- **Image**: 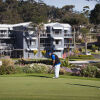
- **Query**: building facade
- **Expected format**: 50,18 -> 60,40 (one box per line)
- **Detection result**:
0,22 -> 74,58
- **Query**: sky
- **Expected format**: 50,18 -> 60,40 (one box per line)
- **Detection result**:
42,0 -> 97,11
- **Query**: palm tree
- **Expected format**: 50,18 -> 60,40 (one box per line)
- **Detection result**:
80,27 -> 90,55
35,23 -> 45,58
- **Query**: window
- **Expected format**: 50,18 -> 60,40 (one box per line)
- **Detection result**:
64,30 -> 68,33
31,40 -> 36,45
55,40 -> 59,45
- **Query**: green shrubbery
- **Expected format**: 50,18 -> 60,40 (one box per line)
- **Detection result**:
69,55 -> 94,59
80,65 -> 98,77
0,59 -> 15,75
16,59 -> 52,65
22,64 -> 49,73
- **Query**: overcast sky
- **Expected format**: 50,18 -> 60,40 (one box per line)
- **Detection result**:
42,0 -> 97,11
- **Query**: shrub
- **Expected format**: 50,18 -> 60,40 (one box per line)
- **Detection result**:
15,65 -> 23,73
92,45 -> 98,52
61,58 -> 72,68
0,59 -> 15,75
80,65 -> 98,77
2,58 -> 14,67
60,67 -> 72,75
22,65 -> 34,73
92,63 -> 100,69
22,64 -> 50,74
69,55 -> 94,59
33,50 -> 38,56
96,69 -> 100,78
16,59 -> 52,65
60,68 -> 67,75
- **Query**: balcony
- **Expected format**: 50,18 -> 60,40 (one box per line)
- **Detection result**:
54,46 -> 64,50
0,34 -> 14,39
40,34 -> 51,38
64,34 -> 73,38
64,43 -> 74,48
0,44 -> 13,49
40,43 -> 51,48
52,32 -> 63,37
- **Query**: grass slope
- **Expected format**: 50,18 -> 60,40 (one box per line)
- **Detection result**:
0,74 -> 100,100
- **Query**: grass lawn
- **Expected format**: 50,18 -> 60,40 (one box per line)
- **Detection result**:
0,74 -> 100,100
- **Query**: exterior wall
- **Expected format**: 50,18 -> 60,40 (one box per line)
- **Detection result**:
0,22 -> 74,59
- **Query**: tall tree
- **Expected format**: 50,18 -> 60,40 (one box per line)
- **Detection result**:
80,28 -> 90,55
90,4 -> 100,25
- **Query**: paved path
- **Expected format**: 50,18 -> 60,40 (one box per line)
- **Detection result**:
69,60 -> 100,64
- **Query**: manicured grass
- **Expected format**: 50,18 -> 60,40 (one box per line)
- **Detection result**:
0,74 -> 100,100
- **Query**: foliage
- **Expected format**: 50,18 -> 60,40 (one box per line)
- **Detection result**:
80,65 -> 98,77
73,49 -> 80,55
33,50 -> 38,56
80,28 -> 89,36
61,58 -> 72,68
16,59 -> 52,65
41,50 -> 46,56
0,59 -> 15,75
69,55 -> 94,59
22,64 -> 49,73
92,45 -> 98,52
2,58 -> 14,67
90,4 -> 100,24
0,0 -> 89,25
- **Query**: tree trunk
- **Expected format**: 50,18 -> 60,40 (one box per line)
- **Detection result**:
38,33 -> 40,57
85,42 -> 87,55
74,27 -> 76,50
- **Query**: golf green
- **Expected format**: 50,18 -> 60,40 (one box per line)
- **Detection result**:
0,74 -> 100,100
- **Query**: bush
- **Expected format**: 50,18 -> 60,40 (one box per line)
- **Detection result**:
2,58 -> 14,67
69,55 -> 94,59
80,65 -> 98,77
16,59 -> 52,65
60,67 -> 72,75
22,64 -> 50,74
0,59 -> 15,75
92,63 -> 100,69
61,58 -> 72,68
96,69 -> 100,78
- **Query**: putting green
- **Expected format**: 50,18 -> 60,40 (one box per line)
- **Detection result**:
0,74 -> 100,100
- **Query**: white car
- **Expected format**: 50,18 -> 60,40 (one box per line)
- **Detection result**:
86,52 -> 91,55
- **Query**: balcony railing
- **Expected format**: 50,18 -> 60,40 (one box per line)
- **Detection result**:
64,43 -> 74,48
40,43 -> 51,48
64,34 -> 73,38
0,44 -> 13,49
0,33 -> 13,38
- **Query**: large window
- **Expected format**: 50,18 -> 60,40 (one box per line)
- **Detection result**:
31,40 -> 36,45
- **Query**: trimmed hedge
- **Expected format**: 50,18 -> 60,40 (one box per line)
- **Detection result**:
69,55 -> 94,59
16,59 -> 52,65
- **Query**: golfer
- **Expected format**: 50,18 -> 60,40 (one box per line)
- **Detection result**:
49,52 -> 61,78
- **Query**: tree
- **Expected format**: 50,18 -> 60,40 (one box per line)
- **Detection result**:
80,28 -> 90,55
35,23 -> 45,57
90,4 -> 100,25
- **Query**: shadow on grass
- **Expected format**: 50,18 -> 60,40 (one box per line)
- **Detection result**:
26,74 -> 51,78
66,83 -> 100,89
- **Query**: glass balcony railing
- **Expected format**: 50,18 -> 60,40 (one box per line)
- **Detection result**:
64,43 -> 74,48
64,34 -> 73,38
40,43 -> 51,47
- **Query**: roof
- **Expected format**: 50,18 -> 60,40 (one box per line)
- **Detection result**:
0,22 -> 32,30
44,22 -> 71,30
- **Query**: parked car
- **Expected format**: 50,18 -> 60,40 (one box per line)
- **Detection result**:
83,51 -> 91,55
86,51 -> 91,55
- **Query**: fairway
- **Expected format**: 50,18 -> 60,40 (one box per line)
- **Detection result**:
0,74 -> 100,100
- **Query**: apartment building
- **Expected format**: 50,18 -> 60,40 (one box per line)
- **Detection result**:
0,22 -> 74,58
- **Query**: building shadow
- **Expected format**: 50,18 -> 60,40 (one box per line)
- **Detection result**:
66,83 -> 100,89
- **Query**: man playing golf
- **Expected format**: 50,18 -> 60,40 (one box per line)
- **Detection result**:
49,52 -> 61,78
